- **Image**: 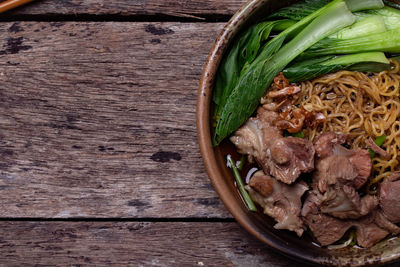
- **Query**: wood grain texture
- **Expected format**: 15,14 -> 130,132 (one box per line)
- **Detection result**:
8,0 -> 247,17
0,21 -> 231,218
0,221 -> 315,266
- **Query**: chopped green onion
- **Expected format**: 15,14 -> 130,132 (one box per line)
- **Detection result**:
368,134 -> 386,157
236,155 -> 246,171
227,155 -> 257,212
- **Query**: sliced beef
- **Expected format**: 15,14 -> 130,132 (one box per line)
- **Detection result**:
302,193 -> 389,247
231,106 -> 315,184
375,211 -> 400,235
246,171 -> 308,236
379,171 -> 400,223
264,137 -> 315,184
348,149 -> 373,189
313,155 -> 358,193
314,132 -> 347,158
366,137 -> 388,158
354,213 -> 389,248
301,192 -> 352,246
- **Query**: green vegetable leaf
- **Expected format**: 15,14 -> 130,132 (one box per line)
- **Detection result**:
284,52 -> 390,82
213,21 -> 284,126
269,0 -> 330,21
301,28 -> 400,58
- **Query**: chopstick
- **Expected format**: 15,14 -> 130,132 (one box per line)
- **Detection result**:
0,0 -> 34,13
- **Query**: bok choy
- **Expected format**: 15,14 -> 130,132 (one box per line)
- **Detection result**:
212,0 -> 400,146
213,0 -> 356,145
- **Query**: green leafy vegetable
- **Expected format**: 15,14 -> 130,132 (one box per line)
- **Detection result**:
284,52 -> 390,82
268,0 -> 330,20
369,135 -> 387,157
356,6 -> 400,30
213,20 -> 286,125
270,0 -> 383,21
329,15 -> 387,40
346,0 -> 384,11
227,155 -> 257,212
213,0 -> 356,145
301,28 -> 400,58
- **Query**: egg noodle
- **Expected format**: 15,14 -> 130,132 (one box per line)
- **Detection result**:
296,60 -> 400,192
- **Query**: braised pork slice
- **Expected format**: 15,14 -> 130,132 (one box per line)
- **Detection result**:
246,171 -> 308,236
301,192 -> 352,246
231,106 -> 315,184
379,171 -> 400,223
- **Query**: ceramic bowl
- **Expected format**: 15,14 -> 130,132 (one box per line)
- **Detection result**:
196,0 -> 400,266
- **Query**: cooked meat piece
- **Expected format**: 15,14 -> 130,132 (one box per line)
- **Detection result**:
313,132 -> 347,158
354,213 -> 389,248
312,145 -> 373,220
249,171 -> 274,197
268,85 -> 301,99
264,137 -> 315,184
313,155 -> 358,193
379,171 -> 400,223
321,185 -> 378,219
230,107 -> 281,162
246,171 -> 308,236
375,211 -> 400,235
231,107 -> 314,184
303,193 -> 388,247
301,192 -> 352,246
230,118 -> 265,160
348,148 -> 372,189
366,137 -> 388,158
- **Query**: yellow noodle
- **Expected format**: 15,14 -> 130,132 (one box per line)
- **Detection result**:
296,60 -> 400,191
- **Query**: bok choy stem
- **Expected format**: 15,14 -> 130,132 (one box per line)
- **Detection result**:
302,28 -> 400,58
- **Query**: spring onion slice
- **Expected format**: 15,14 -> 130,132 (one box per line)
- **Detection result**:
227,155 -> 257,212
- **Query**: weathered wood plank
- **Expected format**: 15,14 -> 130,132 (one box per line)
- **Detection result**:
0,21 -> 231,218
8,0 -> 247,17
0,221 -> 314,266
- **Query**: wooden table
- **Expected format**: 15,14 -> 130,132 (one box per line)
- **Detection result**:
0,1 -> 340,266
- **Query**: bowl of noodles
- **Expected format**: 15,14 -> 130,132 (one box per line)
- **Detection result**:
197,0 -> 400,266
